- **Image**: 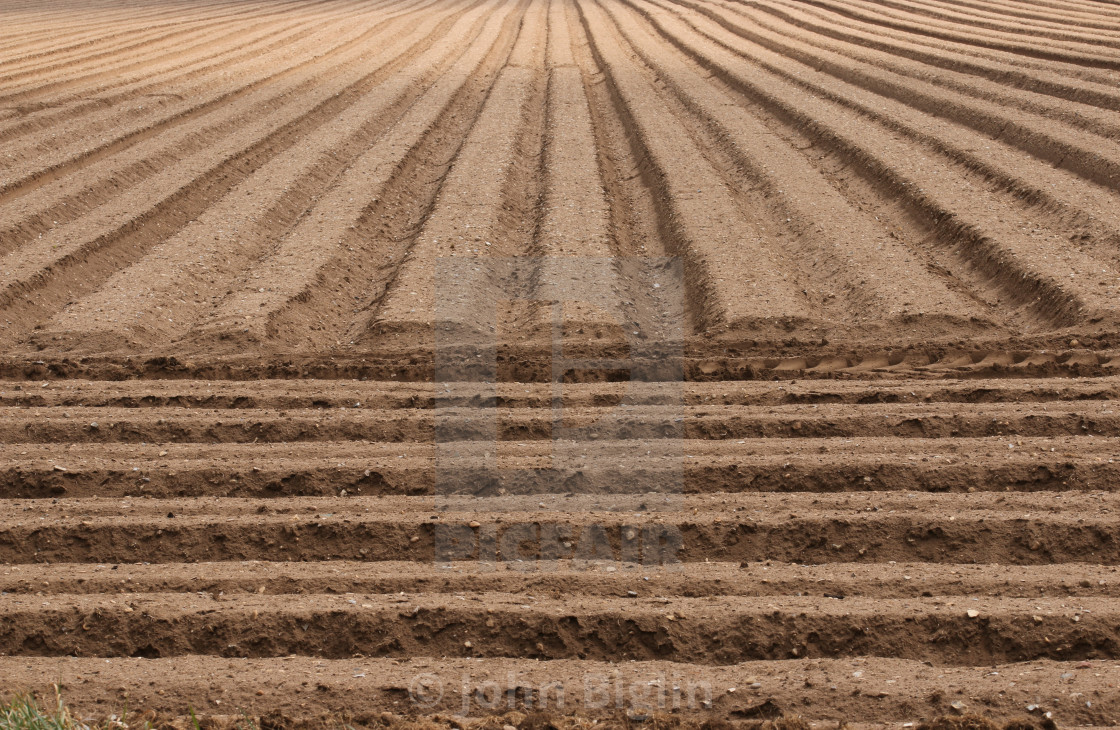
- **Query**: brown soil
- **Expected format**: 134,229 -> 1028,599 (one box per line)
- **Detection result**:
2,0 -> 1120,727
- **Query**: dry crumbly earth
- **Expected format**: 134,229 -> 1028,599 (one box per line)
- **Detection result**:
2,0 -> 1120,727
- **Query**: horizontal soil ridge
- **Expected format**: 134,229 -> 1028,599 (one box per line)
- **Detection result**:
1,657 -> 1115,724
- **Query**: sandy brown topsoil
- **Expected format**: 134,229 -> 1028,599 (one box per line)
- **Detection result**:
3,0 -> 1120,726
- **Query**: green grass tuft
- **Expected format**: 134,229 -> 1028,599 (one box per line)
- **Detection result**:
0,690 -> 79,730
0,688 -> 154,730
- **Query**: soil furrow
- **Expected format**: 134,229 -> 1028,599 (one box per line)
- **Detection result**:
770,0 -> 1120,86
1,435 -> 1117,498
912,0 -> 1120,28
0,346 -> 1115,381
370,11 -> 546,341
0,6 -> 363,151
0,491 -> 1117,566
0,1 -> 317,83
0,0 -> 419,211
2,592 -> 1119,665
577,0 -> 814,336
600,0 -> 998,338
627,0 -> 1120,330
361,0 -> 550,345
846,0 -> 1120,45
0,2 -> 476,348
0,9 -> 314,103
7,560 -> 1120,599
0,1 -> 348,98
0,657 -> 1115,725
1,400 -> 1120,443
656,0 -> 1120,289
678,0 -> 1120,197
0,0 -> 301,50
564,0 -> 694,345
789,0 -> 1120,69
752,0 -> 1120,112
207,0 -> 533,353
745,0 -> 1120,141
0,1 -> 298,68
1,376 -> 1118,409
0,0 -> 399,135
29,2 -> 503,354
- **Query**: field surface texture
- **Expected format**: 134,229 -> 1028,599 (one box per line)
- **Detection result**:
2,0 -> 1120,727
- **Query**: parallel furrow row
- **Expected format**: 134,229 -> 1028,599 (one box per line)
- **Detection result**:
4,1 -> 1120,726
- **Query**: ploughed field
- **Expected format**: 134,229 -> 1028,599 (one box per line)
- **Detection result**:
3,0 -> 1120,726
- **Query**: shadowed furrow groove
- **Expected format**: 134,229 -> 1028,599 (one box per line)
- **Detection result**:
0,1 -> 392,150
621,0 -> 1120,331
195,0 -> 533,353
0,0 -> 423,210
0,1 -> 481,349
